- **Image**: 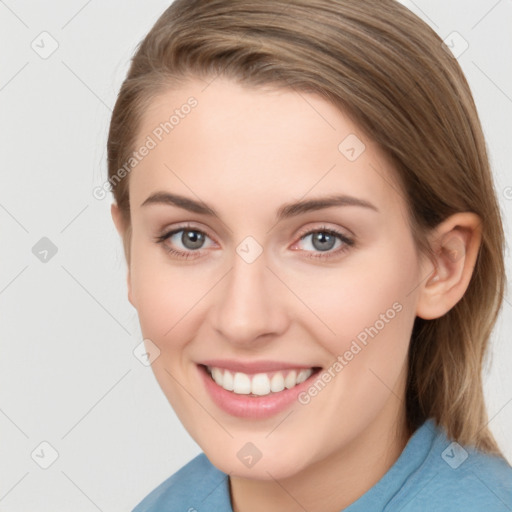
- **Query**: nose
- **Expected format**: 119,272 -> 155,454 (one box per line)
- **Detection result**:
211,251 -> 290,348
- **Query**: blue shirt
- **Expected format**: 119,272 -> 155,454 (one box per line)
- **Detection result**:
132,418 -> 512,511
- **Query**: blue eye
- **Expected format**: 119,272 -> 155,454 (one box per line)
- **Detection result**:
301,231 -> 339,251
155,227 -> 215,259
155,224 -> 355,261
174,229 -> 206,250
294,227 -> 354,260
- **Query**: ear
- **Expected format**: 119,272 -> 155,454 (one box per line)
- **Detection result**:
416,212 -> 482,320
111,203 -> 135,308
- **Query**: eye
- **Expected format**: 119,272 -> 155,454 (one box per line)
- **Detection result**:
155,224 -> 354,261
154,225 -> 216,259
291,226 -> 355,260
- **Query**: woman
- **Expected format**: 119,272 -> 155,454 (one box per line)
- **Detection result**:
107,0 -> 512,510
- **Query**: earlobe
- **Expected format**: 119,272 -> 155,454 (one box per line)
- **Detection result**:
416,213 -> 482,320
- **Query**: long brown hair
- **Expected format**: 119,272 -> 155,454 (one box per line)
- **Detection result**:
107,0 -> 506,454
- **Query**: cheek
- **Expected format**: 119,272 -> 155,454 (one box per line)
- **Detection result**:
294,240 -> 418,342
294,237 -> 419,399
129,252 -> 206,416
326,249 -> 418,408
128,232 -> 213,339
131,277 -> 204,347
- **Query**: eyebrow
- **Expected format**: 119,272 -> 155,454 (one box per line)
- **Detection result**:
141,191 -> 379,221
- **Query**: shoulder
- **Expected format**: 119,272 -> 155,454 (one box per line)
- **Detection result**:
436,447 -> 512,508
132,452 -> 231,512
394,422 -> 512,511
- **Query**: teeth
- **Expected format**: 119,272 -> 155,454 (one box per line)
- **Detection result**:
251,373 -> 271,395
296,369 -> 311,384
223,370 -> 234,391
233,372 -> 251,394
270,372 -> 285,392
211,367 -> 223,384
284,370 -> 297,389
207,366 -> 314,396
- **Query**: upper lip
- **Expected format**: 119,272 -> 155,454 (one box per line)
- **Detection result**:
199,359 -> 320,374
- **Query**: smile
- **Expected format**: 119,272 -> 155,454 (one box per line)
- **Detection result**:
198,363 -> 322,419
206,366 -> 315,396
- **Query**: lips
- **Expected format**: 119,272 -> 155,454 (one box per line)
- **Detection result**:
197,361 -> 322,419
200,359 -> 317,373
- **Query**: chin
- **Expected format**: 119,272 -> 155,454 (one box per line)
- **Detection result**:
202,439 -> 313,481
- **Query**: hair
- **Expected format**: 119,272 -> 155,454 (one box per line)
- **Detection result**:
107,0 -> 506,455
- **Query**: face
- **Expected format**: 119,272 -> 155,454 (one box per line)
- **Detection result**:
121,76 -> 427,480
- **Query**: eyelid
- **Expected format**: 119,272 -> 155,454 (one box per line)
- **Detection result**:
156,222 -> 217,244
293,223 -> 354,244
155,222 -> 355,260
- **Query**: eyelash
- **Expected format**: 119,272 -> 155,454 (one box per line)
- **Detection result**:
295,225 -> 355,260
154,224 -> 355,261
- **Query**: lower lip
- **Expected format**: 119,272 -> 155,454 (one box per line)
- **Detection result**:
198,364 -> 320,419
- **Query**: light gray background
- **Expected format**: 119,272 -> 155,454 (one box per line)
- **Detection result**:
0,1 -> 511,510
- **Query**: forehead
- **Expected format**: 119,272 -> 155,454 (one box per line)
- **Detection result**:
129,77 -> 405,216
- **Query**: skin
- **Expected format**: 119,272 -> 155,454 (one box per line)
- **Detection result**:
112,76 -> 482,512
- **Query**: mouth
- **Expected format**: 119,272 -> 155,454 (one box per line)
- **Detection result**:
196,360 -> 323,419
202,364 -> 322,397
